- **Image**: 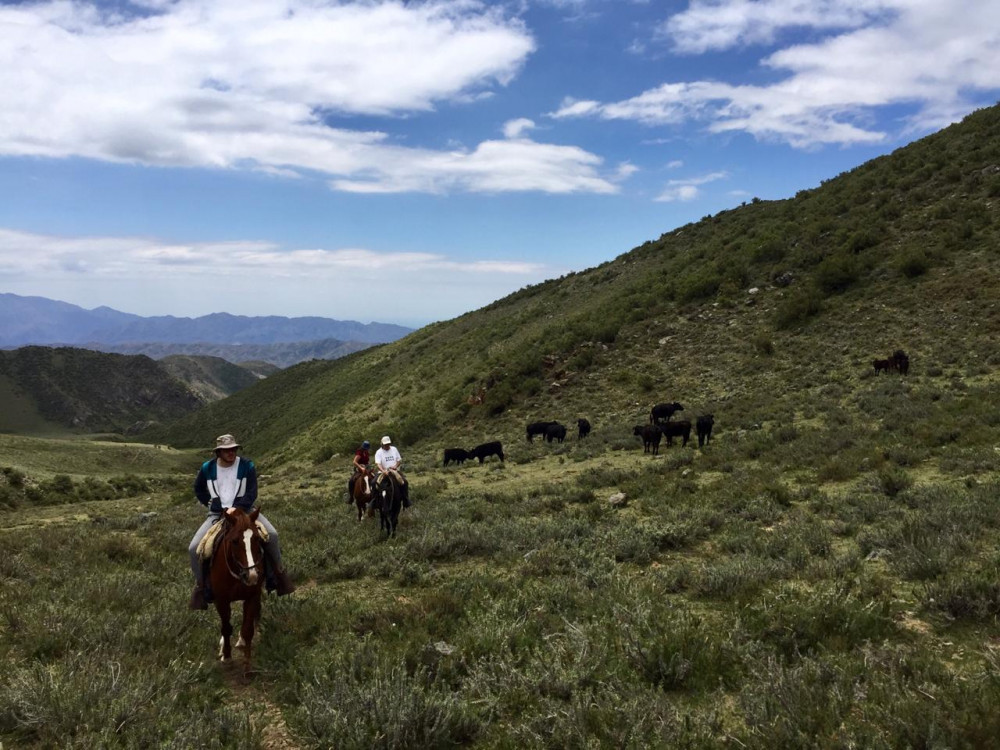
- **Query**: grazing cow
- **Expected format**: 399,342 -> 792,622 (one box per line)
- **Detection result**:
891,349 -> 910,375
633,424 -> 662,455
443,448 -> 470,466
545,423 -> 567,443
470,441 -> 505,464
660,419 -> 692,447
650,402 -> 685,424
872,358 -> 892,375
577,418 -> 591,439
696,415 -> 714,448
527,420 -> 559,442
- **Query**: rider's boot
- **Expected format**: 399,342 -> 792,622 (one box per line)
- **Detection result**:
274,567 -> 296,596
189,584 -> 209,610
346,478 -> 354,503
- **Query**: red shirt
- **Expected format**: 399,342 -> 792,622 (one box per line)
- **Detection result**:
355,448 -> 370,466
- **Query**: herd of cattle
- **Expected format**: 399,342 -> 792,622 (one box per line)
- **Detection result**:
872,349 -> 910,375
445,347 -> 912,466
633,402 -> 714,455
441,407 -> 719,465
441,419 -> 591,466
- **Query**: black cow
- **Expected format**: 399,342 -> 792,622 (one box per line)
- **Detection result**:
696,415 -> 714,448
650,402 -> 685,424
891,349 -> 910,375
443,448 -> 470,466
633,424 -> 662,455
660,419 -> 692,447
577,418 -> 591,439
545,423 -> 567,443
527,420 -> 559,442
470,441 -> 505,464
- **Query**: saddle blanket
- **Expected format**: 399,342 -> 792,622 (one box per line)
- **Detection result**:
197,518 -> 270,561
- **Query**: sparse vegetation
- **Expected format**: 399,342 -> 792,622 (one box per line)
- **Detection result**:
5,104 -> 1000,747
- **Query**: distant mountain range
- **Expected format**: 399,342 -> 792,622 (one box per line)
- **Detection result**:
0,293 -> 412,366
87,339 -> 373,369
0,293 -> 412,345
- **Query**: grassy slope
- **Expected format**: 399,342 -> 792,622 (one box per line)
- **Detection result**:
0,347 -> 203,433
159,354 -> 260,402
4,106 -> 1000,748
149,104 -> 1000,466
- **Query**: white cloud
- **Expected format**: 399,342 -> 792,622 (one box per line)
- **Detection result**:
328,138 -> 618,194
555,0 -> 1000,147
662,0 -> 892,54
0,227 -> 548,279
655,170 -> 728,202
0,225 -> 561,322
503,118 -> 536,138
0,0 -> 619,194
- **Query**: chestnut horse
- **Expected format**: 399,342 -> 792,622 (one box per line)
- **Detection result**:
209,508 -> 265,678
350,467 -> 374,521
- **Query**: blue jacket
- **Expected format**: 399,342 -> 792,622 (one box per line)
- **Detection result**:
194,457 -> 257,514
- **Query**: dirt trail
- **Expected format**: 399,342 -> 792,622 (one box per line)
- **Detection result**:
220,663 -> 301,750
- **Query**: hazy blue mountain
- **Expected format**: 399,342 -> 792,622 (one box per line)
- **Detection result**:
0,293 -> 412,348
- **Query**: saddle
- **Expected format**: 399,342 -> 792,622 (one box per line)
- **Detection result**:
196,516 -> 270,562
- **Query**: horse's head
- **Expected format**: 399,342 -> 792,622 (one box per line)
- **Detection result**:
222,508 -> 263,587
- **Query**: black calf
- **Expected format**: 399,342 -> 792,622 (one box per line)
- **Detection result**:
443,448 -> 470,466
696,415 -> 714,448
545,423 -> 567,443
470,441 -> 505,464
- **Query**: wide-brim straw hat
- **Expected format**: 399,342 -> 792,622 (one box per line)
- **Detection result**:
213,434 -> 241,452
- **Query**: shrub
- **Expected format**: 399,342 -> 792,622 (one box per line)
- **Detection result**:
815,252 -> 859,294
773,286 -> 823,329
897,249 -> 930,278
751,332 -> 774,355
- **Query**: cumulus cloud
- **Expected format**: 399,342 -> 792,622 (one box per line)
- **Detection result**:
0,0 -> 620,194
662,0 -> 892,54
553,0 -> 1000,147
503,118 -> 536,138
0,226 -> 558,321
328,137 -> 617,194
655,170 -> 728,202
0,227 -> 548,278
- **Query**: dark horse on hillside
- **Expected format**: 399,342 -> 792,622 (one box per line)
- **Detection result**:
350,466 -> 375,522
374,471 -> 404,538
208,507 -> 265,679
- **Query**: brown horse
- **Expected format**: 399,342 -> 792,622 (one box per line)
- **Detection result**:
350,467 -> 374,521
209,507 -> 265,678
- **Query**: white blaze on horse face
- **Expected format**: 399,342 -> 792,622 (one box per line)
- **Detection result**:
242,529 -> 259,586
364,475 -> 371,494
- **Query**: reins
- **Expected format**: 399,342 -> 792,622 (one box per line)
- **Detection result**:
219,519 -> 263,584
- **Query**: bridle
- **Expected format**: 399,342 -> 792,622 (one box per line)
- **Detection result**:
221,519 -> 263,586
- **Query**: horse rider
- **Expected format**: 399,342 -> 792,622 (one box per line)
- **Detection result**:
374,435 -> 411,507
346,439 -> 371,504
188,434 -> 295,610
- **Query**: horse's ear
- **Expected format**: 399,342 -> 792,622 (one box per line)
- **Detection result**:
249,508 -> 260,522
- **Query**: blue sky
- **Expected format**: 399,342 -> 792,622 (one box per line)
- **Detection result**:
1,0 -> 998,328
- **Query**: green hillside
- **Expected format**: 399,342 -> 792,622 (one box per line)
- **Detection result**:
0,347 -> 204,435
150,104 -> 1000,464
159,354 -> 261,403
5,106 -> 1000,748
